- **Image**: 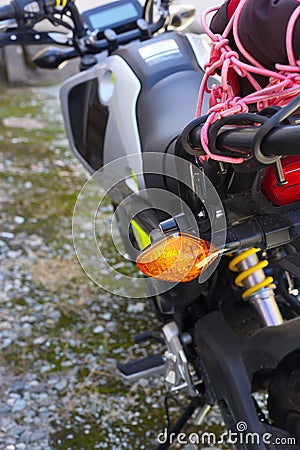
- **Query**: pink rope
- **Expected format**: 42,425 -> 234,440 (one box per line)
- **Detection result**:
286,4 -> 300,65
197,0 -> 300,164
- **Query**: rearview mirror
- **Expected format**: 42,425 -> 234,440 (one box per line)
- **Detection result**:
168,4 -> 196,31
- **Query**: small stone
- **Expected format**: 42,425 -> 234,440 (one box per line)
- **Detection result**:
20,315 -> 35,323
7,426 -> 24,437
12,399 -> 26,413
55,379 -> 67,391
16,444 -> 26,450
37,392 -> 49,403
106,321 -> 117,331
28,234 -> 43,248
93,325 -> 104,334
7,250 -> 22,258
75,415 -> 85,423
0,240 -> 9,251
68,339 -> 78,347
0,232 -> 14,239
47,374 -> 59,385
0,405 -> 10,414
1,418 -> 16,432
33,336 -> 47,345
4,445 -> 15,450
61,361 -> 73,368
13,216 -> 25,225
8,381 -> 26,394
0,321 -> 12,331
6,398 -> 16,407
3,117 -> 44,130
20,430 -> 32,443
2,338 -> 12,349
9,393 -> 21,400
38,409 -> 50,421
101,312 -> 112,321
30,430 -> 47,441
28,382 -> 45,393
126,302 -> 145,314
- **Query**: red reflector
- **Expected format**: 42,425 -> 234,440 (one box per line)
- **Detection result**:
262,156 -> 300,206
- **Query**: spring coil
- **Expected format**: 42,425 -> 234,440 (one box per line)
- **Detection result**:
229,248 -> 276,299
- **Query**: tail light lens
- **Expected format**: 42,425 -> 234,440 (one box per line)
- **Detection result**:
136,232 -> 218,283
262,156 -> 300,206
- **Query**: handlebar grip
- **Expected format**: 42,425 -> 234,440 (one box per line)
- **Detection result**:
216,125 -> 300,157
188,123 -> 300,159
214,96 -> 300,160
0,3 -> 16,21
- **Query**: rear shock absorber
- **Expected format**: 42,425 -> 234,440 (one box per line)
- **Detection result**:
229,248 -> 283,326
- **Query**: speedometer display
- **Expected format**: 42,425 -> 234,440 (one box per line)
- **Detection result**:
82,0 -> 142,32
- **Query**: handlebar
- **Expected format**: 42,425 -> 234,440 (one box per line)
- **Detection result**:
0,3 -> 16,21
187,123 -> 300,159
0,0 -> 170,67
0,0 -> 86,34
215,124 -> 300,158
185,95 -> 300,164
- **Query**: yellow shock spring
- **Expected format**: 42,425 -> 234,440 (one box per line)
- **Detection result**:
56,0 -> 67,8
229,248 -> 276,299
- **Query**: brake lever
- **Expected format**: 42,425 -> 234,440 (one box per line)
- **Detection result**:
33,45 -> 79,68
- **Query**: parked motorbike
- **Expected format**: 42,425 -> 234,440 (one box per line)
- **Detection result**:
1,0 -> 300,449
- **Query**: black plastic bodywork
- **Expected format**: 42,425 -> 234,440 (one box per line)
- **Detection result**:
68,78 -> 108,171
194,312 -> 300,450
114,32 -> 205,165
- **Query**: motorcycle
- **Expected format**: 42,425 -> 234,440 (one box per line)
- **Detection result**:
0,0 -> 300,449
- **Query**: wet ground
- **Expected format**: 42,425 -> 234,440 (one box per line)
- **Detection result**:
0,85 -> 227,449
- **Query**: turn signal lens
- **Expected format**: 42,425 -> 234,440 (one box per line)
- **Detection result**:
262,156 -> 300,206
136,232 -> 218,282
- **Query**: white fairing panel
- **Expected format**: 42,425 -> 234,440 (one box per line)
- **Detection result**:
185,33 -> 212,71
60,54 -> 143,178
100,55 -> 142,175
175,0 -> 222,34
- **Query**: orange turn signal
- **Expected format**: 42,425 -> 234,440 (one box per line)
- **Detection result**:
136,232 -> 218,283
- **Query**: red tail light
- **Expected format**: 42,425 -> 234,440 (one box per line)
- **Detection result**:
262,156 -> 300,206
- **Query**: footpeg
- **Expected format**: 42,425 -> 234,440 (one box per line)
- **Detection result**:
117,354 -> 166,383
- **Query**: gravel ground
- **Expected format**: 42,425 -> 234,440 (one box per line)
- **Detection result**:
0,85 -> 226,450
0,85 -> 168,450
